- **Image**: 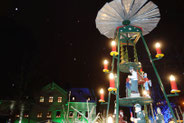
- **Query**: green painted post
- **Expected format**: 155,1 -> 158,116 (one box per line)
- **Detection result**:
106,92 -> 111,120
141,34 -> 177,122
115,33 -> 120,123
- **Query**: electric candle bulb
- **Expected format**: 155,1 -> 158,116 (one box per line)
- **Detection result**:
103,60 -> 109,72
169,75 -> 175,81
169,75 -> 180,93
108,73 -> 116,91
110,40 -> 118,56
111,41 -> 116,52
155,42 -> 164,58
99,89 -> 105,102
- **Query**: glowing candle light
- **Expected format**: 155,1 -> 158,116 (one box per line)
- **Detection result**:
110,40 -> 118,56
99,89 -> 105,102
103,60 -> 109,72
155,42 -> 164,58
169,75 -> 180,93
108,73 -> 117,91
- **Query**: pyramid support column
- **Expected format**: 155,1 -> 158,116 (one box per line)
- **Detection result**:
141,34 -> 177,122
115,33 -> 120,123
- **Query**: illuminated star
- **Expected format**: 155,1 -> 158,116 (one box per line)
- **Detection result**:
15,8 -> 18,11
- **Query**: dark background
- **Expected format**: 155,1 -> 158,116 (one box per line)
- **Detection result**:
0,0 -> 184,111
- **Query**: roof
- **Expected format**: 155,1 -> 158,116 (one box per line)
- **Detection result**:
41,82 -> 67,95
69,88 -> 96,102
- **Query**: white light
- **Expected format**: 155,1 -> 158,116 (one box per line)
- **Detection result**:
155,42 -> 161,48
109,73 -> 114,79
142,90 -> 147,96
170,75 -> 175,81
104,60 -> 108,64
108,116 -> 113,123
100,89 -> 104,94
15,8 -> 18,11
111,41 -> 116,46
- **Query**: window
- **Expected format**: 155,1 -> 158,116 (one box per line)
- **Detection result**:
87,97 -> 90,101
47,111 -> 52,118
37,112 -> 42,118
49,96 -> 53,103
24,114 -> 29,118
16,114 -> 20,118
69,111 -> 73,118
56,111 -> 61,118
77,111 -> 82,118
85,111 -> 88,117
72,96 -> 75,101
58,97 -> 62,103
40,96 -> 44,102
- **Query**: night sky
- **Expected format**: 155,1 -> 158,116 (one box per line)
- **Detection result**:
0,0 -> 184,105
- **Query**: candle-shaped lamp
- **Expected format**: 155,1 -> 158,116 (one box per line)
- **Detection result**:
155,42 -> 164,58
103,60 -> 109,73
130,111 -> 133,117
110,40 -> 118,56
107,116 -> 113,123
99,88 -> 105,102
169,75 -> 180,93
108,73 -> 117,92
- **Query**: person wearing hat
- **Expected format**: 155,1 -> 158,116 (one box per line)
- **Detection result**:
128,67 -> 139,95
130,104 -> 146,123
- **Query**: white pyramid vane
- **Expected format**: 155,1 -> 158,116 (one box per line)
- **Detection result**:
95,0 -> 160,38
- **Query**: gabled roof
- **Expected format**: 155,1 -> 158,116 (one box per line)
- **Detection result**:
41,82 -> 67,95
69,88 -> 96,102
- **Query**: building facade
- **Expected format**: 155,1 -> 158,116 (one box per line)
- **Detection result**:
0,82 -> 96,123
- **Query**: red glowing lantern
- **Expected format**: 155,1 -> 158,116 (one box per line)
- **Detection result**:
110,40 -> 118,56
155,42 -> 164,58
108,73 -> 117,92
169,75 -> 180,93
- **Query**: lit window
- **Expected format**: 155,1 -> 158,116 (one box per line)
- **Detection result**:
16,114 -> 20,118
87,97 -> 90,101
69,111 -> 73,118
72,97 -> 75,101
47,111 -> 52,118
77,111 -> 82,118
49,96 -> 53,103
37,112 -> 42,118
56,111 -> 61,118
40,96 -> 44,102
24,114 -> 29,118
58,97 -> 62,103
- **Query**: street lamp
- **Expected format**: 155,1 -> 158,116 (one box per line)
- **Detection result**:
155,42 -> 164,58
